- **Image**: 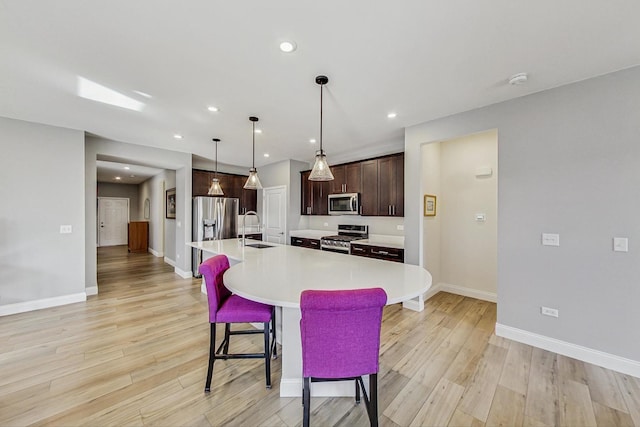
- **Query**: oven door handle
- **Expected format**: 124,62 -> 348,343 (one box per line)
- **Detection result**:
351,195 -> 357,213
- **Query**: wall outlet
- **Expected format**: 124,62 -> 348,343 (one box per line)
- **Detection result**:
324,222 -> 329,227
60,225 -> 72,234
176,254 -> 180,259
542,233 -> 560,246
397,225 -> 404,231
541,306 -> 559,317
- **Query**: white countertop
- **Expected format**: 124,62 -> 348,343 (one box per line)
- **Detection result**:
289,229 -> 331,239
188,238 -> 430,308
353,234 -> 405,249
289,229 -> 404,249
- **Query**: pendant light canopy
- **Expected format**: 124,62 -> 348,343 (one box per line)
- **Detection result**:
207,138 -> 224,195
243,116 -> 263,190
309,75 -> 334,181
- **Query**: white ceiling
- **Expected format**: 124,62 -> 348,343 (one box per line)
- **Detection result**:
96,160 -> 163,184
2,1 -> 640,171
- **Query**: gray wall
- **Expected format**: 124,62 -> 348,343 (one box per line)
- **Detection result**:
0,117 -> 85,307
98,182 -> 140,220
85,136 -> 193,291
138,170 -> 176,260
405,66 -> 640,361
256,159 -> 308,240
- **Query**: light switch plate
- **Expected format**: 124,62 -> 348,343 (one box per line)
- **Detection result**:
475,213 -> 486,222
397,225 -> 404,231
542,233 -> 560,246
613,237 -> 628,252
60,225 -> 72,234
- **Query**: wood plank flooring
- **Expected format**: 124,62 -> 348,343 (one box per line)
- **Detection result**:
1,245 -> 639,426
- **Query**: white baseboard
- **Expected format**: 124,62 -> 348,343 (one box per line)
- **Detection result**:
85,286 -> 98,296
174,266 -> 192,279
148,248 -> 163,257
164,257 -> 176,267
425,282 -> 497,303
496,323 -> 640,378
0,293 -> 87,316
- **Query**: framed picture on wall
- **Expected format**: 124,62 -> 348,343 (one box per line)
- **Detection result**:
424,194 -> 436,216
166,188 -> 176,219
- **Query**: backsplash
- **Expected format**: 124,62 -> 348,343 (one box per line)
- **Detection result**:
299,216 -> 405,236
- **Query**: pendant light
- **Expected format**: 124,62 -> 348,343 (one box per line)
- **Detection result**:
207,138 -> 224,195
243,116 -> 263,190
309,75 -> 334,181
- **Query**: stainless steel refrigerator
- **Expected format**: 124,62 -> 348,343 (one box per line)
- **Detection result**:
192,196 -> 239,277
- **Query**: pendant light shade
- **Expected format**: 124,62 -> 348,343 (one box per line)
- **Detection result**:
309,75 -> 334,181
243,117 -> 263,190
208,138 -> 224,195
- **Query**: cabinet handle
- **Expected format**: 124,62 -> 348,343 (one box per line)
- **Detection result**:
307,207 -> 311,215
353,247 -> 365,252
311,241 -> 318,246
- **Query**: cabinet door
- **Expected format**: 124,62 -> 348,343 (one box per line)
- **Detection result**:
192,170 -> 212,196
393,154 -> 404,216
378,154 -> 404,216
361,160 -> 378,216
301,171 -> 312,215
312,181 -> 329,215
329,165 -> 345,194
345,162 -> 362,194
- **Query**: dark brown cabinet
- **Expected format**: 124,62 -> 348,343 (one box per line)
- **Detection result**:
300,171 -> 329,215
192,169 -> 257,214
330,162 -> 362,194
300,152 -> 404,217
291,236 -> 321,249
128,221 -> 149,253
377,153 -> 404,216
350,243 -> 404,263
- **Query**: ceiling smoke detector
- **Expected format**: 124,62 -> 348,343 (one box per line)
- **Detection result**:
509,73 -> 528,85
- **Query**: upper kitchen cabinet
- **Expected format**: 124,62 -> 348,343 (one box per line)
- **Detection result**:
377,153 -> 404,216
360,159 -> 378,216
300,170 -> 329,215
330,162 -> 362,194
192,169 -> 257,214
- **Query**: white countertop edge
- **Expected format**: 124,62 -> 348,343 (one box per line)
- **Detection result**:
289,229 -> 333,239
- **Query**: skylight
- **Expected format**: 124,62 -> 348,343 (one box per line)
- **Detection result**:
77,77 -> 145,111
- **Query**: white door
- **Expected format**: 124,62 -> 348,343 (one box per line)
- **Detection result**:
98,198 -> 129,247
262,186 -> 287,244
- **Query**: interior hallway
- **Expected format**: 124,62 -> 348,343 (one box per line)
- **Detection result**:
0,246 -> 638,426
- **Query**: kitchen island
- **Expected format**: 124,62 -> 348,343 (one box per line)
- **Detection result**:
188,238 -> 432,397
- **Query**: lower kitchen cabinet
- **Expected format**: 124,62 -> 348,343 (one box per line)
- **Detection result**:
350,243 -> 404,263
291,236 -> 321,250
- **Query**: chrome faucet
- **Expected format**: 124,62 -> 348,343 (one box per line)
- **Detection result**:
241,210 -> 261,246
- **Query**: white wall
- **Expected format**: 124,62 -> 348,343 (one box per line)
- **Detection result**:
138,170 -> 175,259
0,117 -> 86,313
439,130 -> 497,294
422,142 -> 441,284
98,183 -> 140,220
405,66 -> 640,369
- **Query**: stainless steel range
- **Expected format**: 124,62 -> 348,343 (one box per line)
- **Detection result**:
321,224 -> 368,253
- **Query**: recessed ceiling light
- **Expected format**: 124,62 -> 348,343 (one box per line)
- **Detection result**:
207,106 -> 219,112
387,112 -> 397,119
264,153 -> 270,158
115,176 -> 121,180
309,138 -> 316,144
174,134 -> 183,140
133,90 -> 153,98
123,166 -> 130,170
254,129 -> 262,134
279,41 -> 297,53
130,174 -> 136,178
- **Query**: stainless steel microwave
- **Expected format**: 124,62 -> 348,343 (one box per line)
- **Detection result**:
328,193 -> 360,215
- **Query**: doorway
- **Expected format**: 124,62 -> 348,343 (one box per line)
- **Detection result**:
262,186 -> 287,244
97,197 -> 129,247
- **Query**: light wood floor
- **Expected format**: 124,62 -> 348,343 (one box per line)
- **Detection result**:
1,246 -> 639,426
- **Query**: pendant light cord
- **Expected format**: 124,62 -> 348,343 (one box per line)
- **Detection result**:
252,121 -> 256,169
319,82 -> 324,155
214,140 -> 218,179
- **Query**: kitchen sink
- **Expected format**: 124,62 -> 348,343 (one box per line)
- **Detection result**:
245,243 -> 275,249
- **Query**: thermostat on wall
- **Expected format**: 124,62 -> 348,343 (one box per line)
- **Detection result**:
475,166 -> 493,177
